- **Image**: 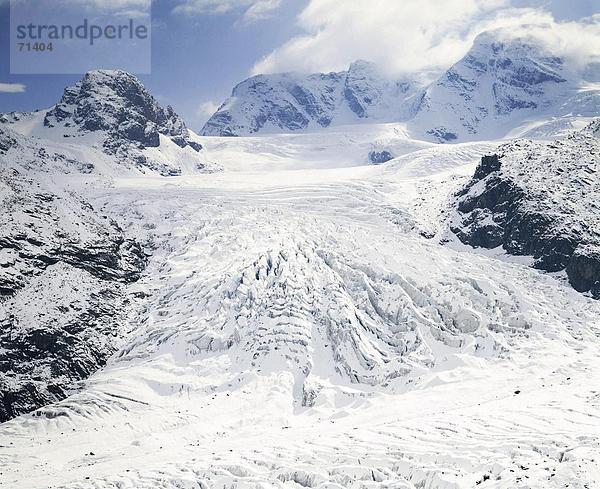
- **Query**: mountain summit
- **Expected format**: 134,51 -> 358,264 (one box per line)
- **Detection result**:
45,70 -> 201,152
409,30 -> 590,141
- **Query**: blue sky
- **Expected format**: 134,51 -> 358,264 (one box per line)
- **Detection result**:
0,0 -> 598,131
0,0 -> 306,128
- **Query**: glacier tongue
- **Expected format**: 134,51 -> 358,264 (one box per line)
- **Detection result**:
2,130 -> 599,488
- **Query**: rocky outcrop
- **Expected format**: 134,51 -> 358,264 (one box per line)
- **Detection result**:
450,120 -> 600,297
368,150 -> 394,164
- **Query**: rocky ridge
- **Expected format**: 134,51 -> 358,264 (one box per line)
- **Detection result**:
4,70 -> 206,176
0,127 -> 147,421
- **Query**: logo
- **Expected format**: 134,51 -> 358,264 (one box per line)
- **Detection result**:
10,0 -> 152,74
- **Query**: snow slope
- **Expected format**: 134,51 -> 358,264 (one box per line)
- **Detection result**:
1,118 -> 600,488
409,29 -> 599,142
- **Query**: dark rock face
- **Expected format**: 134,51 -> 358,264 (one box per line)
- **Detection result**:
566,247 -> 600,297
368,150 -> 393,164
43,70 -> 202,175
451,120 -> 600,298
0,130 -> 17,154
0,136 -> 147,421
0,270 -> 129,422
427,128 -> 458,142
289,83 -> 334,127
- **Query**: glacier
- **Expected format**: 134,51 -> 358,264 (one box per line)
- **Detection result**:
1,31 -> 600,489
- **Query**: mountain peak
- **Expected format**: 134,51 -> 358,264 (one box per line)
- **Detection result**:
408,26 -> 577,141
201,27 -> 595,141
201,61 -> 421,136
37,70 -> 204,175
44,69 -> 197,149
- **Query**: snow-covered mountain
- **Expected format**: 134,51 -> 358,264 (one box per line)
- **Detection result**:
410,30 -> 599,141
2,65 -> 600,489
449,119 -> 600,297
202,60 -> 421,136
203,28 -> 599,141
1,70 -> 212,176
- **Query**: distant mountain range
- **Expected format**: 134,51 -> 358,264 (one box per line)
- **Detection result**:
203,28 -> 599,141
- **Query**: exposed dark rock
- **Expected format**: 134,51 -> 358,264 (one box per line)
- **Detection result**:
427,127 -> 458,142
368,150 -> 393,164
450,120 -> 600,297
42,70 -> 202,175
0,130 -> 17,154
566,246 -> 600,298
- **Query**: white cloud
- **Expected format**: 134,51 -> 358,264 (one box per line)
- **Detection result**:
474,12 -> 600,70
173,0 -> 281,21
0,83 -> 26,93
242,0 -> 281,22
251,0 -> 600,77
181,100 -> 221,130
197,100 -> 220,117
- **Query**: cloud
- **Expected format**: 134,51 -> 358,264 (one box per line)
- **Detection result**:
193,100 -> 221,125
474,12 -> 600,70
242,0 -> 281,22
197,100 -> 220,117
0,83 -> 26,93
251,0 -> 600,77
173,0 -> 281,21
